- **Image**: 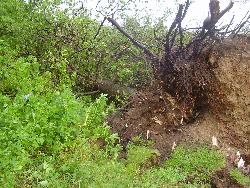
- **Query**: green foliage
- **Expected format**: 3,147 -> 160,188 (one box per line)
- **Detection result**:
165,146 -> 225,184
126,145 -> 159,172
0,0 -> 154,91
128,146 -> 224,188
230,168 -> 250,186
0,42 -> 119,187
0,39 -> 225,188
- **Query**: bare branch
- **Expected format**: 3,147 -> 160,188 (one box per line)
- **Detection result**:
221,15 -> 235,39
217,1 -> 234,21
164,0 -> 190,61
164,4 -> 184,60
106,17 -> 159,65
93,17 -> 106,40
181,0 -> 191,20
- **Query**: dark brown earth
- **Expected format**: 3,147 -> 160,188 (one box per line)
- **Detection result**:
211,168 -> 245,188
107,36 -> 250,187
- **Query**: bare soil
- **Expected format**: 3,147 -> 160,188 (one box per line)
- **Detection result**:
107,36 -> 250,187
211,168 -> 245,188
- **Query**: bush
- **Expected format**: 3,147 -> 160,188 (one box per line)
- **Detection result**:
0,42 -> 118,186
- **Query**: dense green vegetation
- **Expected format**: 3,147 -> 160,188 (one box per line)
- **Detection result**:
230,168 -> 250,186
0,0 -> 230,187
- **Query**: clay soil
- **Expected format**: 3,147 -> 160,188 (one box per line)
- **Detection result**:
107,36 -> 250,187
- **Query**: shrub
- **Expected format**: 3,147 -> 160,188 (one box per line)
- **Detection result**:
0,42 -> 118,187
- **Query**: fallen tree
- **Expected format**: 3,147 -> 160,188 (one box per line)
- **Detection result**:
104,0 -> 250,122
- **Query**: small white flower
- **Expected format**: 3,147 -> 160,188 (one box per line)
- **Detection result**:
237,157 -> 245,169
23,93 -> 32,102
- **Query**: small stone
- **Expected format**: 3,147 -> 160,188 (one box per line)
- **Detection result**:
172,142 -> 177,151
237,157 -> 245,169
146,130 -> 150,140
212,136 -> 218,147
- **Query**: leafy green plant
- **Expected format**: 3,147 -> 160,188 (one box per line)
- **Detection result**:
230,168 -> 250,186
165,146 -> 225,184
125,146 -> 224,187
1,0 -> 154,92
0,42 -> 119,187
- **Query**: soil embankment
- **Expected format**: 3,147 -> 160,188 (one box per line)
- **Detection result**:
107,36 -> 250,186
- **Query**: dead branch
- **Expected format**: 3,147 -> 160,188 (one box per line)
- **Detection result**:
201,0 -> 234,37
106,17 -> 160,65
93,17 -> 106,40
96,79 -> 136,97
184,1 -> 234,57
164,0 -> 190,61
221,15 -> 235,39
178,19 -> 184,56
164,4 -> 184,61
232,12 -> 250,37
217,1 -> 234,21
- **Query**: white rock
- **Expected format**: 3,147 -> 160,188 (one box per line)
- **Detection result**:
172,142 -> 177,151
146,130 -> 150,140
237,157 -> 245,169
212,136 -> 218,147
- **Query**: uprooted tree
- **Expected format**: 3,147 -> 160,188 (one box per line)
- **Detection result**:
101,0 -> 250,122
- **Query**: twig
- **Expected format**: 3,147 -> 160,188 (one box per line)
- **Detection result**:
77,90 -> 100,96
232,12 -> 250,37
221,15 -> 235,39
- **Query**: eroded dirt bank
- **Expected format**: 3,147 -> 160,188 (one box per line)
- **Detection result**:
107,36 -> 250,187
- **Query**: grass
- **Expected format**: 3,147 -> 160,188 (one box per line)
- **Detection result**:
165,146 -> 225,184
230,168 -> 250,186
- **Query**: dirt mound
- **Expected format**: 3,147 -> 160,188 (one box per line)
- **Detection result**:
108,36 -> 249,153
207,36 -> 250,156
178,35 -> 250,169
107,36 -> 250,185
108,89 -> 186,160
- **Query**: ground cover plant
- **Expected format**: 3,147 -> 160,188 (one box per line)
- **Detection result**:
230,168 -> 250,186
